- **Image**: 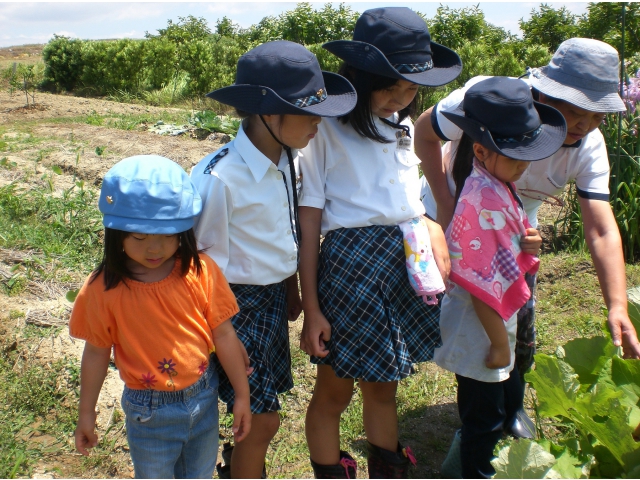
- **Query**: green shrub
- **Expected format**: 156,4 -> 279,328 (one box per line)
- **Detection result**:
42,35 -> 84,92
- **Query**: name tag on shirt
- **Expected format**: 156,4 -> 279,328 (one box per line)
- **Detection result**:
396,131 -> 411,151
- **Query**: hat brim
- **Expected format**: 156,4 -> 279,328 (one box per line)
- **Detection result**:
206,71 -> 356,117
103,215 -> 195,234
530,67 -> 626,113
442,101 -> 567,161
322,40 -> 462,86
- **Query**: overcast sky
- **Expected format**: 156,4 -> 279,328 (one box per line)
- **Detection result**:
0,1 -> 590,48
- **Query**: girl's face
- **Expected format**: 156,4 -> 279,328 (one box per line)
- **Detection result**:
370,79 -> 419,118
475,144 -> 530,183
272,114 -> 322,149
123,233 -> 179,276
538,93 -> 606,145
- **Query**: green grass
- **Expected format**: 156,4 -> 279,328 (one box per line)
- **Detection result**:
0,352 -> 80,478
0,178 -> 103,275
46,111 -> 192,131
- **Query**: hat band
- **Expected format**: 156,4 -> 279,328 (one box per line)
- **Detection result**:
392,60 -> 434,73
493,125 -> 543,143
293,88 -> 328,108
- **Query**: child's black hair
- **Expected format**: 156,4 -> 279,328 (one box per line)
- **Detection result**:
90,228 -> 203,290
337,63 -> 417,143
451,132 -> 476,203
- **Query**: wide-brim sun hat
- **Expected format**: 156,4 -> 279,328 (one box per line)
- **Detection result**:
99,155 -> 202,234
206,40 -> 356,117
529,37 -> 625,113
323,7 -> 462,87
442,77 -> 567,162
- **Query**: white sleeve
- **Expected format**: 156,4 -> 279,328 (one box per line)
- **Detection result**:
298,125 -> 328,210
574,129 -> 611,199
191,171 -> 233,274
434,75 -> 501,142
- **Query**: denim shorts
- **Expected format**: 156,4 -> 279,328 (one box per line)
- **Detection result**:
121,364 -> 220,479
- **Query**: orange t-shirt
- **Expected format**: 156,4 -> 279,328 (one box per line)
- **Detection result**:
69,255 -> 239,391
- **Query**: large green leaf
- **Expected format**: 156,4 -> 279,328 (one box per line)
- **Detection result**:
548,447 -> 590,479
526,354 -> 579,418
562,336 -> 617,385
492,440 -> 556,478
628,286 -> 640,333
612,356 -> 640,405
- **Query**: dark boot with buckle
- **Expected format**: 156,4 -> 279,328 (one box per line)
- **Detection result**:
215,442 -> 267,479
310,451 -> 358,479
366,441 -> 416,479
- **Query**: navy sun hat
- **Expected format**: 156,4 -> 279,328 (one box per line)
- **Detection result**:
206,40 -> 357,117
323,7 -> 462,87
442,77 -> 567,161
529,38 -> 625,113
99,155 -> 202,234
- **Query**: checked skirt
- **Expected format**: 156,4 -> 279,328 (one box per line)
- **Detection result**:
214,282 -> 293,414
312,225 -> 442,381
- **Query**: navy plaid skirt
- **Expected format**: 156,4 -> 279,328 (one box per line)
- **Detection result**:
312,225 -> 442,381
214,282 -> 293,414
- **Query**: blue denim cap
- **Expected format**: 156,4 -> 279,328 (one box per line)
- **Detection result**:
529,38 -> 625,113
207,40 -> 356,116
323,7 -> 462,87
99,155 -> 202,234
442,77 -> 567,161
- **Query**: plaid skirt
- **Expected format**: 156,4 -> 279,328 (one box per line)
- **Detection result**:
312,225 -> 442,381
214,282 -> 293,414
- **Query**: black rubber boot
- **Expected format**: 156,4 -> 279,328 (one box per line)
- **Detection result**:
215,442 -> 267,479
310,451 -> 358,479
507,408 -> 536,439
366,441 -> 416,479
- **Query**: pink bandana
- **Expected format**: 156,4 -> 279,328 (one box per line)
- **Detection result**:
446,159 -> 539,320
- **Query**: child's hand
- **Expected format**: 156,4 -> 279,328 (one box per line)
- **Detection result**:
75,411 -> 98,456
299,309 -> 331,358
485,343 -> 512,369
520,228 -> 542,256
424,216 -> 451,282
285,274 -> 302,321
231,396 -> 252,443
238,339 -> 254,376
287,291 -> 303,321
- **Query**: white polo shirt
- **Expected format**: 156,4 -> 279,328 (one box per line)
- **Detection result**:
421,75 -> 611,228
190,122 -> 299,285
299,115 -> 426,236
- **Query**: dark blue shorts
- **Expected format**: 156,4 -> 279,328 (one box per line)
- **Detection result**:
312,225 -> 442,381
214,282 -> 293,414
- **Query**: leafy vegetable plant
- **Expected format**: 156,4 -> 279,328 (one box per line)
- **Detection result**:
492,288 -> 640,478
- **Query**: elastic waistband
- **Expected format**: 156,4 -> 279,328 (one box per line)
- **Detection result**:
124,363 -> 217,406
325,225 -> 402,241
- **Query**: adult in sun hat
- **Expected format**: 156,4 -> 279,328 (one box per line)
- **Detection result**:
414,38 -> 640,441
297,7 -> 461,478
190,40 -> 356,479
433,77 -> 565,478
70,155 -> 251,478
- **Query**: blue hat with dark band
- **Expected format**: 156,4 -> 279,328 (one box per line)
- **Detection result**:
99,155 -> 202,234
323,7 -> 462,87
207,40 -> 357,116
442,77 -> 567,161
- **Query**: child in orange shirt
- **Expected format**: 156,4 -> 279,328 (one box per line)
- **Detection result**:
70,155 -> 251,479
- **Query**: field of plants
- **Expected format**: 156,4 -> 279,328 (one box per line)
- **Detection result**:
1,2 -> 640,478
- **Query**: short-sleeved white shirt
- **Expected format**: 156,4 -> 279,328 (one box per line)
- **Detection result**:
421,75 -> 611,228
434,282 -> 517,382
190,122 -> 299,285
299,115 -> 425,236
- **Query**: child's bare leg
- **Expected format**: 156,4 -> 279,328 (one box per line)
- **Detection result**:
230,411 -> 279,478
360,380 -> 398,451
471,296 -> 511,369
305,365 -> 355,465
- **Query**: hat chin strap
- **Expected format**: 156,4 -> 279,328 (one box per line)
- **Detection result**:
259,115 -> 302,253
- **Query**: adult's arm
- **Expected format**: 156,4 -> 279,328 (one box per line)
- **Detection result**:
579,196 -> 640,358
414,108 -> 456,228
